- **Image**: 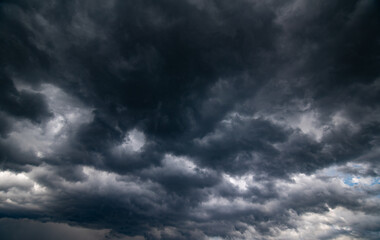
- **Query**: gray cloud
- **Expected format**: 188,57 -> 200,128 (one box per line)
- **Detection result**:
0,0 -> 379,239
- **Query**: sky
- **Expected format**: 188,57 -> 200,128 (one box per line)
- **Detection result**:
0,0 -> 379,239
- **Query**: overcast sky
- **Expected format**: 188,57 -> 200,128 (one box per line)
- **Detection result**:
0,0 -> 379,239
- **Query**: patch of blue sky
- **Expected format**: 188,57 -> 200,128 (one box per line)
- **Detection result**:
343,176 -> 358,186
343,176 -> 380,186
321,165 -> 379,187
371,177 -> 380,186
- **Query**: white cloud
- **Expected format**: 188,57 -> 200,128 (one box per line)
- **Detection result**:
6,83 -> 93,158
223,173 -> 254,191
273,207 -> 380,240
115,129 -> 146,154
0,170 -> 47,211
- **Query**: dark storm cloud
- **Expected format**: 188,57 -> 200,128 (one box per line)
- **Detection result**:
0,74 -> 51,123
0,0 -> 380,239
53,0 -> 280,141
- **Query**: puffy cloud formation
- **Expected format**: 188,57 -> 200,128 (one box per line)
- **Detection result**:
0,0 -> 379,239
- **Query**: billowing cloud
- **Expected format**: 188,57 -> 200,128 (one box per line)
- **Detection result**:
0,0 -> 379,239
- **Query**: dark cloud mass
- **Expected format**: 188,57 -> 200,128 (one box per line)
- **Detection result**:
0,0 -> 379,239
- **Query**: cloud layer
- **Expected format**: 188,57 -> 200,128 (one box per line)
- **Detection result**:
0,0 -> 379,239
